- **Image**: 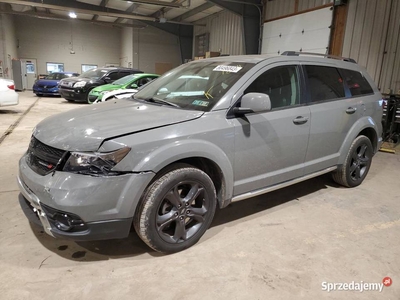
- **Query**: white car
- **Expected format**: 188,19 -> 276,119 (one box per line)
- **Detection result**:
0,79 -> 19,107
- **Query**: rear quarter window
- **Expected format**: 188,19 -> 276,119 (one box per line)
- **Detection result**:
305,65 -> 345,102
340,69 -> 374,96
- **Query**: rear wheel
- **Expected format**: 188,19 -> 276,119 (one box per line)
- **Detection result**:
134,164 -> 217,253
332,135 -> 373,187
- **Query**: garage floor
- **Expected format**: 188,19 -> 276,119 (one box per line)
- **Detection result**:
0,92 -> 399,299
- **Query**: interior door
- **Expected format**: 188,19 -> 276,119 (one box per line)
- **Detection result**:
232,64 -> 310,196
22,59 -> 37,90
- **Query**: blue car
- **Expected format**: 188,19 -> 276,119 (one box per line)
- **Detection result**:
33,72 -> 79,96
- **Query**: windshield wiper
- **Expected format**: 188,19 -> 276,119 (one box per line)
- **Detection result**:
145,96 -> 181,108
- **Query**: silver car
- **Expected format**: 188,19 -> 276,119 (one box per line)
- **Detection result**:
18,53 -> 383,253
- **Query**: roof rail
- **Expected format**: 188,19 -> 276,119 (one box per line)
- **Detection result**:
281,51 -> 357,63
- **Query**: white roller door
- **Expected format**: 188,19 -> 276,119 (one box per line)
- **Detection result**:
262,6 -> 334,55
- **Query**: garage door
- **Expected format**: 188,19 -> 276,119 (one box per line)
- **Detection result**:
262,6 -> 334,55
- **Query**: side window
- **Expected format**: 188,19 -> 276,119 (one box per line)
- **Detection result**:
137,77 -> 153,87
305,65 -> 345,102
245,65 -> 300,109
107,72 -> 120,81
118,71 -> 131,79
340,69 -> 374,96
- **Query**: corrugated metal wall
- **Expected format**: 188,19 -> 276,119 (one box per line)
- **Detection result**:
264,0 -> 332,21
342,0 -> 400,92
193,10 -> 244,56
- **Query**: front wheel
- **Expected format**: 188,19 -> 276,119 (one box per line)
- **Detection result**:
134,165 -> 217,253
332,135 -> 373,187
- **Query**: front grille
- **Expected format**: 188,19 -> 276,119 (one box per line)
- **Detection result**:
26,136 -> 66,176
38,84 -> 57,88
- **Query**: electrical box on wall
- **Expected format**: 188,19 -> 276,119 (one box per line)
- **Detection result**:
334,0 -> 347,6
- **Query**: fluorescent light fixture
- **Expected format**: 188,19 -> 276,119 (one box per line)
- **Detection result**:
69,12 -> 77,18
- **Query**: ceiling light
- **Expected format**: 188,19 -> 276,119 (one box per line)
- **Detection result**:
69,12 -> 77,19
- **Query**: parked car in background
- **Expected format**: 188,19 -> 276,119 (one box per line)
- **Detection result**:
0,79 -> 19,107
88,73 -> 159,104
33,72 -> 79,96
58,67 -> 143,103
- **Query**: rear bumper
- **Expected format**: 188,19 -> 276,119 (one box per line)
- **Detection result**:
0,91 -> 19,107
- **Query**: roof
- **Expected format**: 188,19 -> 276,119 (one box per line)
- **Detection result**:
0,0 -> 225,27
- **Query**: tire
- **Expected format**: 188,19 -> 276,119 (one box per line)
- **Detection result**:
134,164 -> 217,253
86,88 -> 95,104
332,135 -> 373,187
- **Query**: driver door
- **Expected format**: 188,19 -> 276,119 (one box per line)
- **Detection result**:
232,64 -> 311,196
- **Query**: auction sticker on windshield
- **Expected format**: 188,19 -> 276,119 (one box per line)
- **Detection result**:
213,65 -> 242,73
192,100 -> 209,107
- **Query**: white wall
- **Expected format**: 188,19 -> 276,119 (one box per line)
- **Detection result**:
14,16 -> 121,74
0,14 -> 18,79
194,10 -> 244,56
131,26 -> 181,73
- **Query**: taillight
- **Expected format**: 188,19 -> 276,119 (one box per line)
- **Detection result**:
7,84 -> 15,90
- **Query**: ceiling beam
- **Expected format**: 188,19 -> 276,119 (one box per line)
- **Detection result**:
172,2 -> 214,22
114,2 -> 138,24
99,0 -> 109,7
0,7 -> 145,28
0,0 -> 192,24
0,0 -> 155,21
118,0 -> 182,8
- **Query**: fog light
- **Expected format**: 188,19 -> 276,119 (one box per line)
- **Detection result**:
54,213 -> 74,231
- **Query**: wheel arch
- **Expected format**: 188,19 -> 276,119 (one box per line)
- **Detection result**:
134,140 -> 234,209
338,116 -> 381,165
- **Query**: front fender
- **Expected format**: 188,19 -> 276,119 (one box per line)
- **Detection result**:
135,139 -> 234,206
338,116 -> 381,165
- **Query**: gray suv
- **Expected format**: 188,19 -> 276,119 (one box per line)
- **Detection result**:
18,53 -> 383,253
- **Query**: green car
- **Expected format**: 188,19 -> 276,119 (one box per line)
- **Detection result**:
88,73 -> 159,103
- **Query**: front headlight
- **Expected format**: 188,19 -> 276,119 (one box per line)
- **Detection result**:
63,147 -> 131,175
74,81 -> 86,88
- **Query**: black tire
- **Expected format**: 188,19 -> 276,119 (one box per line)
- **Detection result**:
134,164 -> 217,253
332,135 -> 373,187
86,88 -> 95,104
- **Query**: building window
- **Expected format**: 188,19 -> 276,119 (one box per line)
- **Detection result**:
47,62 -> 64,73
81,64 -> 97,73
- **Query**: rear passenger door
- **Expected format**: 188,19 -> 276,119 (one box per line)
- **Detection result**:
232,63 -> 311,196
303,64 -> 361,174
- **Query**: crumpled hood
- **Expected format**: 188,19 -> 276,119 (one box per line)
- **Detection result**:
34,99 -> 204,151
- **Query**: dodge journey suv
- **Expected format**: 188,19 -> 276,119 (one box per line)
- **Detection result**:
18,52 -> 383,253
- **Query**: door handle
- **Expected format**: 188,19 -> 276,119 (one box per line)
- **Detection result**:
293,116 -> 309,125
346,107 -> 357,114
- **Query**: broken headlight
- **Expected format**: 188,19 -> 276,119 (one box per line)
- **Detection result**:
63,147 -> 131,175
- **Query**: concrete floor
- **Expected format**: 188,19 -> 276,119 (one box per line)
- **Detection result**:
0,92 -> 399,300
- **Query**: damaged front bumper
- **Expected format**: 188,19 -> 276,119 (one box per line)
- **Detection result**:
17,155 -> 155,241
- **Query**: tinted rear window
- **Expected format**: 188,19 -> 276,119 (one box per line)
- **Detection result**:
340,69 -> 374,96
306,65 -> 345,102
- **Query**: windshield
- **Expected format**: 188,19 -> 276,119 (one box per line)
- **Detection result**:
134,61 -> 254,112
79,68 -> 109,79
113,74 -> 137,85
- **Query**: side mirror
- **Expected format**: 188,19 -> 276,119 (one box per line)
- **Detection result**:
233,93 -> 271,116
104,76 -> 112,83
130,83 -> 138,89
